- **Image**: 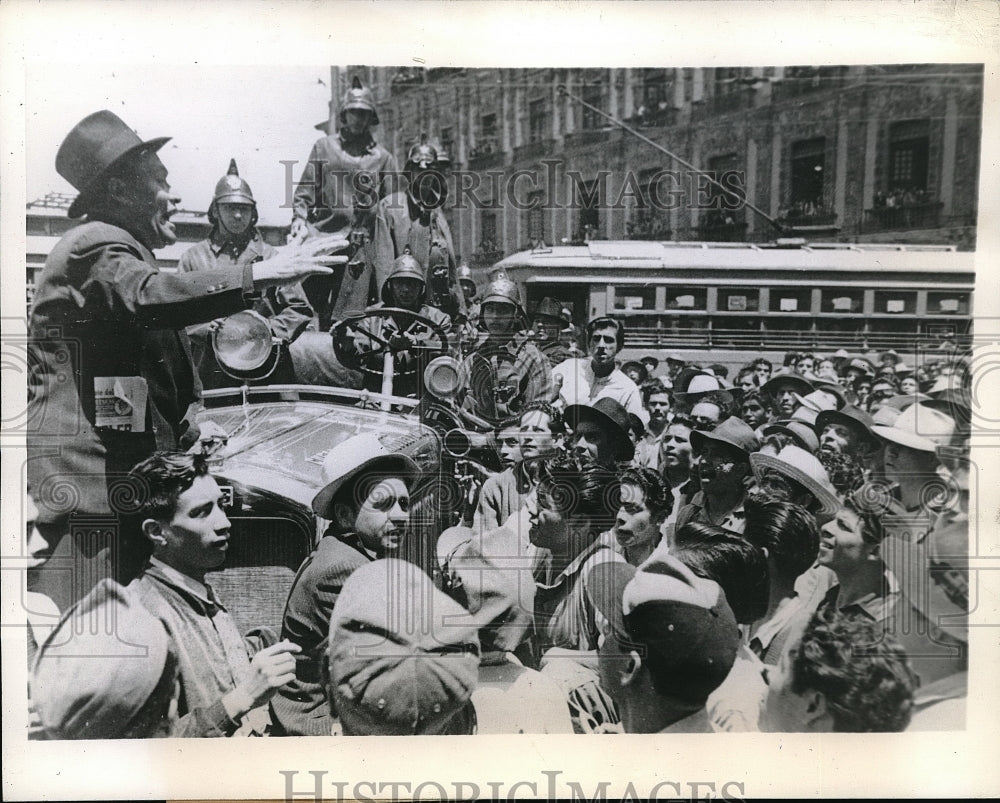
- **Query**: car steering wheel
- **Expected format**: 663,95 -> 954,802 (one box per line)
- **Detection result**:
331,307 -> 451,392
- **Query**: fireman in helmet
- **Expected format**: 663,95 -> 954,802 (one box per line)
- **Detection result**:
289,75 -> 399,328
458,274 -> 553,423
453,261 -> 480,349
333,247 -> 452,398
179,159 -> 313,388
373,137 -> 466,329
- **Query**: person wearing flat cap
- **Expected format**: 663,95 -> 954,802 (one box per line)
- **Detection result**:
327,559 -> 481,735
30,579 -> 179,739
271,437 -> 421,735
674,416 -> 760,536
590,552 -> 740,732
27,110 -> 346,614
565,397 -> 636,467
552,316 -> 648,427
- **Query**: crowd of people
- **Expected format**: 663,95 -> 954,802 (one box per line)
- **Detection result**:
24,85 -> 971,740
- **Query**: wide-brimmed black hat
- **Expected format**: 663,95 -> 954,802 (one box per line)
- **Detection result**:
532,297 -> 565,322
57,110 -> 171,219
564,397 -> 635,462
689,416 -> 759,457
814,406 -> 879,450
761,372 -> 814,398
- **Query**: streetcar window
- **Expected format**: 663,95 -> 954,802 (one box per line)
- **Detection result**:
613,286 -> 656,311
771,288 -> 812,314
875,290 -> 917,315
821,288 -> 863,313
927,292 -> 969,315
665,288 -> 707,310
719,288 -> 759,312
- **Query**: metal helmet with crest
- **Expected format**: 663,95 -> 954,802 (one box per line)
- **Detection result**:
339,75 -> 379,125
481,273 -> 526,319
209,159 -> 257,228
381,245 -> 426,303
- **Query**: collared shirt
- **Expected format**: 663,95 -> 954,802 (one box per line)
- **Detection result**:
674,490 -> 747,535
633,428 -> 664,470
129,559 -> 266,737
534,539 -> 625,654
553,358 -> 648,426
821,565 -> 901,623
747,567 -> 834,666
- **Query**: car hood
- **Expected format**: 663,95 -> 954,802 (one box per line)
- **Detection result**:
199,400 -> 441,509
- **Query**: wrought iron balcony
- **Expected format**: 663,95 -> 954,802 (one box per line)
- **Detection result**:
861,201 -> 943,233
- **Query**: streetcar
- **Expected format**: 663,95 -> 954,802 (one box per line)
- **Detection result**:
492,239 -> 974,360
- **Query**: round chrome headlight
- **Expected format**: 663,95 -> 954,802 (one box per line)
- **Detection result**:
213,310 -> 274,373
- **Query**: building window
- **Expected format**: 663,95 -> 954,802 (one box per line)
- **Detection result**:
526,189 -> 546,244
576,178 -> 601,239
701,153 -> 744,234
581,78 -> 604,130
636,69 -> 672,124
528,98 -> 547,143
627,167 -> 671,240
476,113 -> 499,156
439,126 -> 454,161
480,209 -> 498,249
783,137 -> 830,222
888,119 -> 930,194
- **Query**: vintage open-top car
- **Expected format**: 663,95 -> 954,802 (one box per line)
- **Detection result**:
200,310 -> 500,635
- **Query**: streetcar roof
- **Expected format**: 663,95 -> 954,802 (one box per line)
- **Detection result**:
492,240 -> 974,277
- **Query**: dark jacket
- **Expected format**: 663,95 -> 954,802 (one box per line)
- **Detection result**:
270,532 -> 372,736
178,232 -> 313,343
27,221 -> 253,521
179,232 -> 313,388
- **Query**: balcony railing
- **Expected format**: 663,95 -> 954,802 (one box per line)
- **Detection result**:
626,211 -> 672,241
563,128 -> 614,148
513,138 -> 553,162
861,202 -> 943,233
468,138 -> 503,168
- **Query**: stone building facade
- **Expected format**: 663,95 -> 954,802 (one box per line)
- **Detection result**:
329,65 -> 982,276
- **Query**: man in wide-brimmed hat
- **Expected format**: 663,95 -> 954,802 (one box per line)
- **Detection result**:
761,372 -> 814,419
272,437 -> 422,735
749,444 -> 841,522
674,417 -> 760,535
27,110 -> 344,613
565,397 -> 636,466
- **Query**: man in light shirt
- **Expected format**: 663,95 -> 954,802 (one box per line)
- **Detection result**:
553,316 -> 648,426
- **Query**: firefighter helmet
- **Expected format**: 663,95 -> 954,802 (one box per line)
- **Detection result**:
480,275 -> 525,318
213,159 -> 255,206
209,159 -> 257,229
457,262 -> 475,288
405,141 -> 439,170
381,246 -> 426,303
339,75 -> 379,126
